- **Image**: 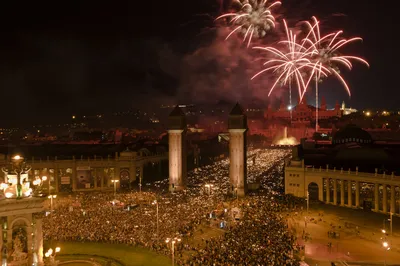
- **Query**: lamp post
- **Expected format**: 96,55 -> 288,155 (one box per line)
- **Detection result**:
152,200 -> 159,241
45,247 -> 61,266
307,191 -> 310,213
389,212 -> 393,236
111,179 -> 119,198
139,176 -> 142,193
383,241 -> 390,266
48,195 -> 57,216
166,237 -> 181,266
204,184 -> 214,195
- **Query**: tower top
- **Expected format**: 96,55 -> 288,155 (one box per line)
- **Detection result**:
230,102 -> 245,116
229,103 -> 247,129
169,105 -> 185,117
168,105 -> 186,130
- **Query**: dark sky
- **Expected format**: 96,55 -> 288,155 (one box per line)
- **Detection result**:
0,0 -> 395,126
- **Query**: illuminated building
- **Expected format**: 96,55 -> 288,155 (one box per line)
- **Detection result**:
0,155 -> 44,265
341,101 -> 358,115
264,97 -> 342,125
0,147 -> 167,193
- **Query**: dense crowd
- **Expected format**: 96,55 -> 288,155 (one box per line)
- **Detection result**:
43,148 -> 299,265
186,197 -> 299,265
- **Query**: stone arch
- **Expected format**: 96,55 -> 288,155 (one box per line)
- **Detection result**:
307,182 -> 319,201
10,217 -> 30,254
119,169 -> 130,189
10,217 -> 30,230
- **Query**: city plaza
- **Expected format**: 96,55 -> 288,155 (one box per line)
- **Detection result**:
0,105 -> 400,266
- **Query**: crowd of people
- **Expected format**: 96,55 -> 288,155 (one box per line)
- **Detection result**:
43,148 -> 300,265
185,197 -> 299,265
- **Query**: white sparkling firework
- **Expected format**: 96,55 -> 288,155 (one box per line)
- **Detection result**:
216,0 -> 281,47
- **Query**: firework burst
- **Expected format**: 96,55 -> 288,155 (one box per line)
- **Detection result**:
301,16 -> 370,98
300,16 -> 369,131
216,0 -> 281,47
251,20 -> 316,103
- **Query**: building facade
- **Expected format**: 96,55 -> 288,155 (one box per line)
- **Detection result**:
285,156 -> 400,217
265,97 -> 342,125
0,150 -> 167,194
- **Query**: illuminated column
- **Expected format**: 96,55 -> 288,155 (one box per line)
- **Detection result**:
228,103 -> 248,197
168,106 -> 187,192
383,184 -> 387,213
340,180 -> 345,206
27,225 -> 33,265
374,184 -> 379,211
35,218 -> 43,265
326,178 -> 330,203
355,181 -> 360,208
348,180 -> 352,207
139,165 -> 144,182
390,185 -> 396,214
333,179 -> 337,205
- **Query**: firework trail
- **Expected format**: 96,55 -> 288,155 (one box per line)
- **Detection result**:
300,16 -> 369,131
216,0 -> 281,47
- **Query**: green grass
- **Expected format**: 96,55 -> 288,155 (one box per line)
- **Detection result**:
48,242 -> 170,266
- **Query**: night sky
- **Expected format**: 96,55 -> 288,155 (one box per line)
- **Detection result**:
0,0 -> 395,126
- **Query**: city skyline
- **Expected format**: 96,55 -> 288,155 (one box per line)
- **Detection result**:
0,0 -> 395,126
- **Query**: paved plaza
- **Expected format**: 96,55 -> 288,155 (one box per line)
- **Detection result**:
288,203 -> 400,265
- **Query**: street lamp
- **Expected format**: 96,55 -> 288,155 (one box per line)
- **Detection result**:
383,241 -> 390,266
48,195 -> 57,216
152,200 -> 159,241
45,247 -> 61,266
111,179 -> 119,198
165,237 -> 181,266
204,184 -> 214,195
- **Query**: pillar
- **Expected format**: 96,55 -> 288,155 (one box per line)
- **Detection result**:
129,163 -> 135,190
168,105 -> 187,192
340,180 -> 345,206
35,218 -> 43,265
72,158 -> 77,191
318,182 -> 323,201
0,220 -> 2,264
374,183 -> 379,211
101,169 -> 104,189
333,179 -> 337,205
355,181 -> 360,208
228,103 -> 248,197
54,163 -> 59,193
94,168 -> 97,189
383,184 -> 387,213
326,178 -> 331,203
27,225 -> 33,265
390,185 -> 396,214
347,180 -> 352,207
139,165 -> 144,182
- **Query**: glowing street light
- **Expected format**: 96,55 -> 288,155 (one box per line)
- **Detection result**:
165,237 -> 181,266
111,179 -> 119,198
45,247 -> 61,265
204,184 -> 214,195
152,200 -> 159,241
48,195 -> 57,216
383,241 -> 390,266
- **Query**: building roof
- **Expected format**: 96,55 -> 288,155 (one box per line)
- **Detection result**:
333,124 -> 372,145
